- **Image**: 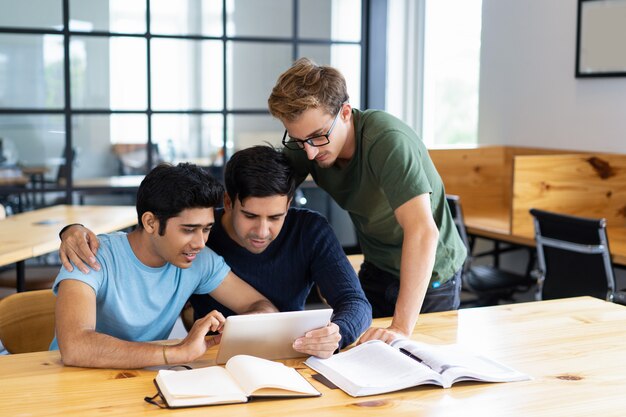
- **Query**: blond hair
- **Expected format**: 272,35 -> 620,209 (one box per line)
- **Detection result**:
268,58 -> 349,122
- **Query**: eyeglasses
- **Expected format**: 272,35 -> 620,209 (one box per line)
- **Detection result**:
282,109 -> 341,150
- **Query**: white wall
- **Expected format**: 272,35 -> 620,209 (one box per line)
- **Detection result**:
479,0 -> 626,153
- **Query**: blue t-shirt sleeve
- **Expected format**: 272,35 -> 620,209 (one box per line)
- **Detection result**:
52,263 -> 105,296
194,248 -> 231,295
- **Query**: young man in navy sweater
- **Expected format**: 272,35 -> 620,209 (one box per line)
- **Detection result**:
59,145 -> 372,358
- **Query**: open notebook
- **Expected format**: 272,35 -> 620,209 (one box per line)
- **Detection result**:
152,355 -> 320,408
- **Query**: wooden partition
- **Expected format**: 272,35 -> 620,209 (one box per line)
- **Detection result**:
429,146 -> 566,234
429,146 -> 509,221
428,146 -> 626,265
512,152 -> 626,238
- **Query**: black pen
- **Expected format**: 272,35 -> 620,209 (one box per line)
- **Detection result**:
399,348 -> 433,370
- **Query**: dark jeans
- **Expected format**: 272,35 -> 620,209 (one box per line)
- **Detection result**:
358,261 -> 462,319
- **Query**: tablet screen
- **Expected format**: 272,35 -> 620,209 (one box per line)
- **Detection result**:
216,309 -> 333,364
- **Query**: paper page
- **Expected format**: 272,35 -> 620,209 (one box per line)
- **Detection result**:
157,366 -> 243,398
226,355 -> 319,396
391,339 -> 529,386
305,340 -> 441,396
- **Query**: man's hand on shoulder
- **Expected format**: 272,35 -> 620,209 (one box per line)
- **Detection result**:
293,322 -> 341,359
59,224 -> 101,274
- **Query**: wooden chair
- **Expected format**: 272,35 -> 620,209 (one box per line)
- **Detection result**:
0,289 -> 56,353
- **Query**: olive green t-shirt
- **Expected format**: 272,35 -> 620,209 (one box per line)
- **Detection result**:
285,109 -> 466,286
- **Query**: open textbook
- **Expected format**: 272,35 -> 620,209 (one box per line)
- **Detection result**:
305,339 -> 529,397
153,355 -> 320,408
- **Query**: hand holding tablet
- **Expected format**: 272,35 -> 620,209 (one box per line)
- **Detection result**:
215,309 -> 333,364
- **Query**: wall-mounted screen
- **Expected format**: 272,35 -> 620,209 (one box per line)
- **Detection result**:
576,0 -> 626,77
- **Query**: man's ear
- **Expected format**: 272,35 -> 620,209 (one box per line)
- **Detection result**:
223,193 -> 234,212
341,102 -> 352,121
141,211 -> 159,234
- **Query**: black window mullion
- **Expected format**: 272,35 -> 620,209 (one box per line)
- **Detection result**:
293,0 -> 299,61
62,0 -> 72,203
222,0 -> 228,165
146,0 -> 153,171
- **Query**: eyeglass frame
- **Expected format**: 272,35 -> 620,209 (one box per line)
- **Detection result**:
281,107 -> 342,150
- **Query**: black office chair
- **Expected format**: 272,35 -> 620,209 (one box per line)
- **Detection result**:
446,195 -> 536,306
530,208 -> 623,303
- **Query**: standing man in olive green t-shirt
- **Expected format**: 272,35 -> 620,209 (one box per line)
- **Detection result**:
268,58 -> 467,344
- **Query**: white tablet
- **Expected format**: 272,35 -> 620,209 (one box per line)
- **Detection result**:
215,309 -> 333,365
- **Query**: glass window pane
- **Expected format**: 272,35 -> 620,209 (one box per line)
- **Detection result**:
73,114 -> 147,179
227,114 -> 284,155
0,115 -> 65,210
299,0 -> 361,41
70,36 -> 147,110
0,34 -> 64,109
69,0 -> 146,34
152,114 -> 224,168
299,44 -> 361,109
227,42 -> 292,110
226,0 -> 292,37
151,0 -> 223,37
0,115 -> 65,179
422,0 -> 481,146
151,39 -> 223,111
0,0 -> 63,29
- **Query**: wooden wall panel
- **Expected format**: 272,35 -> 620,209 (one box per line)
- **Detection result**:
512,153 -> 626,238
429,146 -> 510,218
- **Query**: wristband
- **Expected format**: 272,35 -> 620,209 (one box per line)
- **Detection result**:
58,223 -> 84,240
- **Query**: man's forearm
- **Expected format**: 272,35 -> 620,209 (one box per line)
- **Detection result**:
327,293 -> 372,347
391,231 -> 438,335
241,299 -> 278,315
59,331 -> 186,369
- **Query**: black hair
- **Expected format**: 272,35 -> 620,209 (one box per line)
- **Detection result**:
136,163 -> 224,235
224,145 -> 296,204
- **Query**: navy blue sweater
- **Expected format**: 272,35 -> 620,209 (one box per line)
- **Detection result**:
190,208 -> 372,348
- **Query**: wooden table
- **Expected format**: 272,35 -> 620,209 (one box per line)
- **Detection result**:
2,297 -> 626,416
73,175 -> 145,189
0,205 -> 137,291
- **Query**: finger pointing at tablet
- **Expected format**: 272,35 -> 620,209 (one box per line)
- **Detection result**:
174,310 -> 226,363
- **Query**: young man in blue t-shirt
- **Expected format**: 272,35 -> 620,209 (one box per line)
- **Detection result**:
52,163 -> 276,369
59,146 -> 372,359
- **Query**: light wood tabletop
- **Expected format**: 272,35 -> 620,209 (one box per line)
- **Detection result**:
73,175 -> 145,189
0,204 -> 137,265
2,297 -> 626,416
0,205 -> 137,290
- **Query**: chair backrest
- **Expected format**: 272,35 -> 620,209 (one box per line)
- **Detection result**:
530,208 -> 615,301
445,195 -> 471,271
55,147 -> 77,185
0,290 -> 56,353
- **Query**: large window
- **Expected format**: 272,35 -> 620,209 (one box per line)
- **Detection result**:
0,0 -> 365,206
385,0 -> 482,147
